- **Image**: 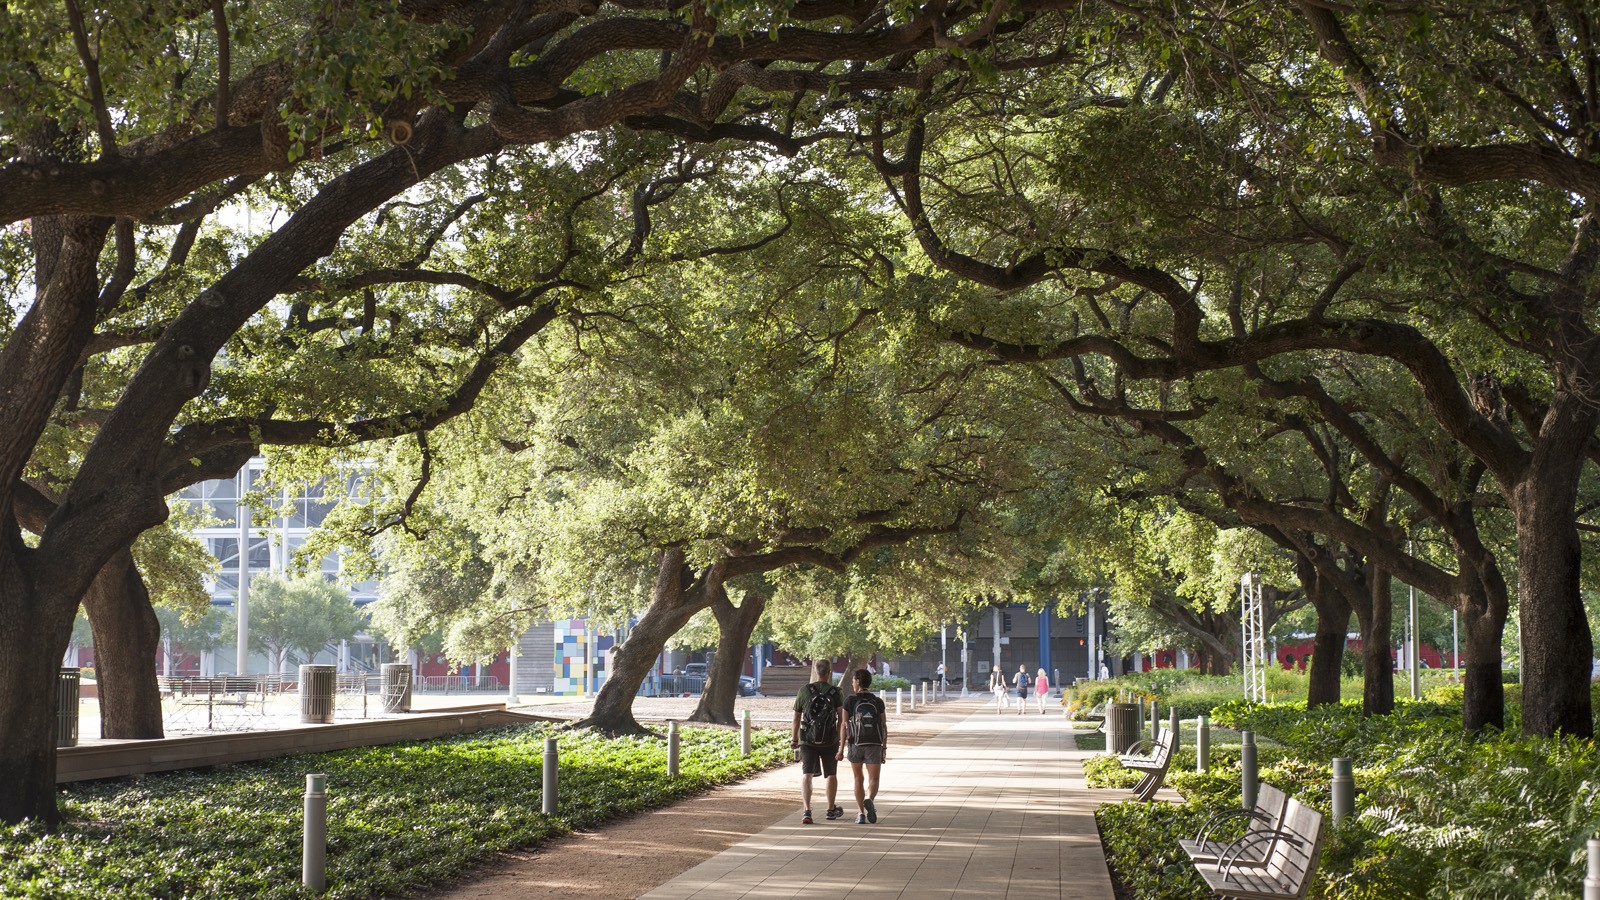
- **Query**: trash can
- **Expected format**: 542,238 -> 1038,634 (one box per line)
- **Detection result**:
380,663 -> 412,713
1105,701 -> 1141,754
300,664 -> 337,724
57,667 -> 80,747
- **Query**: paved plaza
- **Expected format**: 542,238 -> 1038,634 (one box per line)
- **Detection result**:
642,699 -> 1115,900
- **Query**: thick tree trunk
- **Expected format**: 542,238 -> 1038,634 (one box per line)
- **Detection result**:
1513,472 -> 1594,736
1296,552 -> 1349,707
1307,599 -> 1350,708
576,550 -> 721,736
0,558 -> 77,827
82,551 -> 164,739
689,587 -> 764,726
1460,602 -> 1506,732
1357,567 -> 1395,717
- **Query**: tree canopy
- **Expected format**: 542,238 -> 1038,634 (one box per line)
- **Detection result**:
11,0 -> 1600,827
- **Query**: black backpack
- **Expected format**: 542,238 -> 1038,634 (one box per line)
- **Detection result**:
849,695 -> 886,746
799,683 -> 841,746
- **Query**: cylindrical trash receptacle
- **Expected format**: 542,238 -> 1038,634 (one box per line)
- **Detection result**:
300,664 -> 337,724
1105,702 -> 1141,753
57,667 -> 80,748
380,663 -> 413,713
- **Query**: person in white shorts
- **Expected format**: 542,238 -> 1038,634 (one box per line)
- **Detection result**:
990,665 -> 1009,711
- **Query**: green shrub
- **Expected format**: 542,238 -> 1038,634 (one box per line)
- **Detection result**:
0,723 -> 790,899
1096,690 -> 1600,899
1096,800 -> 1214,900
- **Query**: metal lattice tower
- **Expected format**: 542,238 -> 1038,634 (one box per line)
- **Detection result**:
1241,573 -> 1267,703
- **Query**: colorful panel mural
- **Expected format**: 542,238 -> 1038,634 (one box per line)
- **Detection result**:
552,620 -> 615,695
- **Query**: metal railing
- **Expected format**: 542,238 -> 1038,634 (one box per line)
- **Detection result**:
412,675 -> 503,693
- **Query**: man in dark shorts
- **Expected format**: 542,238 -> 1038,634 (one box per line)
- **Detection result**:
843,668 -> 888,824
791,658 -> 846,824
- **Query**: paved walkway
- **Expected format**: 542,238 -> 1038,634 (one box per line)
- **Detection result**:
642,699 -> 1116,900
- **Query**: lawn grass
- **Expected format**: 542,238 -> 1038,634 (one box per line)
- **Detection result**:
2,723 -> 791,899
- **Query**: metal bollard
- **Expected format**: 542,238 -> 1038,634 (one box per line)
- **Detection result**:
303,774 -> 327,892
910,686 -> 917,710
1196,714 -> 1210,772
668,720 -> 680,778
1149,701 -> 1159,740
1241,730 -> 1258,809
896,688 -> 903,715
1331,757 -> 1354,825
1168,708 -> 1180,752
542,736 -> 558,815
1586,838 -> 1600,900
741,709 -> 752,756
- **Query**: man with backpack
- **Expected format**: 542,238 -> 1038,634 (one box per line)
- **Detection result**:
791,658 -> 846,824
843,668 -> 888,824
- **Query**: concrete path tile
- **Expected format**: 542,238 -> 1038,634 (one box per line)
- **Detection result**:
640,700 -> 1116,900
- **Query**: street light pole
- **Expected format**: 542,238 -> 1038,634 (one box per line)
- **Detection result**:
1408,540 -> 1420,701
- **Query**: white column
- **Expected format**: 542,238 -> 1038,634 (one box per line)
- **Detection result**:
236,468 -> 252,676
1086,602 -> 1097,680
508,632 -> 521,704
960,627 -> 970,697
992,607 -> 1003,672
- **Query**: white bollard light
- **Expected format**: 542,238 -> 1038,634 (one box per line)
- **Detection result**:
741,709 -> 752,756
667,719 -> 680,778
1585,838 -> 1600,900
896,688 -> 903,715
1241,730 -> 1258,809
1331,757 -> 1354,825
303,773 -> 327,892
542,736 -> 558,815
1196,714 -> 1210,773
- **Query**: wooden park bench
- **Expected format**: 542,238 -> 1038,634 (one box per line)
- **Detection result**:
1180,783 -> 1289,865
1193,795 -> 1325,900
1117,725 -> 1175,801
759,666 -> 813,700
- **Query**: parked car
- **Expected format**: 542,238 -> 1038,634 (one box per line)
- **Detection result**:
672,664 -> 756,696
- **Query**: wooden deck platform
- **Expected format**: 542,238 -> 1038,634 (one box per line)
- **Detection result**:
57,704 -> 558,783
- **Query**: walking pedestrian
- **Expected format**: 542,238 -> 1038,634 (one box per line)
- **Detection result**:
843,668 -> 887,824
990,665 -> 1008,712
1034,667 -> 1050,713
791,659 -> 846,824
1013,663 -> 1029,715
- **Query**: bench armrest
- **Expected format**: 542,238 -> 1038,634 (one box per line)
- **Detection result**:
1218,828 -> 1304,880
1194,807 -> 1266,846
1120,740 -> 1156,758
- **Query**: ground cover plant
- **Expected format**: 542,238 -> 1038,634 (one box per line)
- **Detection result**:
1089,675 -> 1600,898
0,723 -> 789,899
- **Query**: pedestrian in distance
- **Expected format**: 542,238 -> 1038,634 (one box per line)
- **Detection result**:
843,668 -> 888,824
934,660 -> 946,695
1013,663 -> 1029,715
989,665 -> 1009,712
1034,667 -> 1050,713
791,658 -> 846,824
